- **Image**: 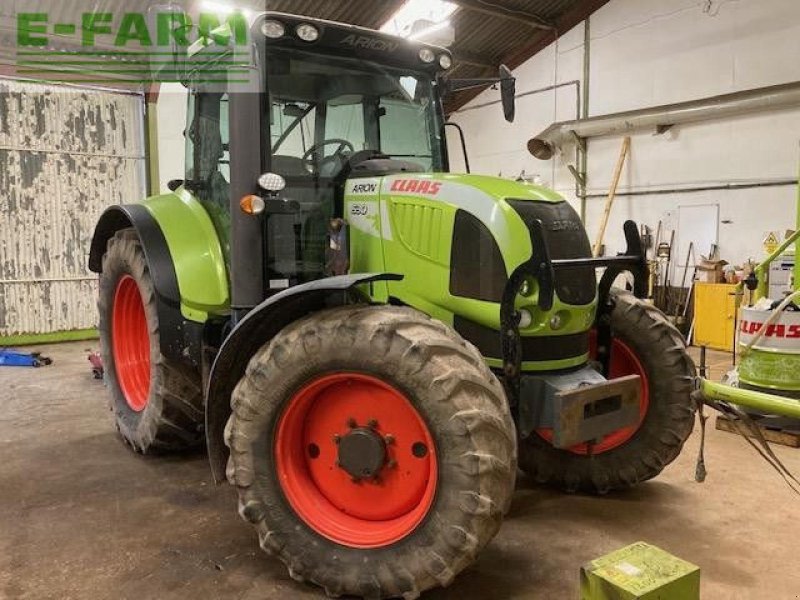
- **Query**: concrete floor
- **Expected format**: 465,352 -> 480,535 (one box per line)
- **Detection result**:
1,342 -> 799,599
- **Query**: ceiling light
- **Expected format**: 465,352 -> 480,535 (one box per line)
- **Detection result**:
409,19 -> 452,41
381,0 -> 457,36
201,1 -> 253,21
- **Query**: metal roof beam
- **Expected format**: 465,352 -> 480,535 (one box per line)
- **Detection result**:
449,0 -> 554,30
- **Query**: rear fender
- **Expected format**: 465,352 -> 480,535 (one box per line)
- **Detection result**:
205,273 -> 402,483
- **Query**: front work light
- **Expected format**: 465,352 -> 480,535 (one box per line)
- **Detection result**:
439,54 -> 452,69
418,48 -> 435,63
296,23 -> 320,42
261,20 -> 285,39
258,172 -> 286,192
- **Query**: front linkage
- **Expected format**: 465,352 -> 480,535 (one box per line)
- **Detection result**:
500,219 -> 648,406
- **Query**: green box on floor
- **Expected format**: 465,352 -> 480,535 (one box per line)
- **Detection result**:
580,541 -> 700,600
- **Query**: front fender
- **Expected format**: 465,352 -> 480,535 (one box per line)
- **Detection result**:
89,189 -> 229,322
205,273 -> 402,483
142,188 -> 229,321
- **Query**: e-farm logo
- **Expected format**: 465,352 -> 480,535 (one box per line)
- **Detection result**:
15,11 -> 251,84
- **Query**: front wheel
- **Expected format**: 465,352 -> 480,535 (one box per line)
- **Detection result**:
225,305 -> 516,599
519,289 -> 696,493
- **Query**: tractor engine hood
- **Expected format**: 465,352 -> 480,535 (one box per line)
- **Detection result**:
350,172 -> 598,369
379,173 -> 571,275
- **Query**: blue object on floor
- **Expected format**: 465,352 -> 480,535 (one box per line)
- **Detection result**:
0,349 -> 52,367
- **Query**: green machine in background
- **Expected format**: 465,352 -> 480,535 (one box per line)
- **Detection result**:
699,161 -> 800,422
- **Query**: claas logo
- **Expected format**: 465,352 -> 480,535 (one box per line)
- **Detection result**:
390,179 -> 442,195
740,320 -> 800,338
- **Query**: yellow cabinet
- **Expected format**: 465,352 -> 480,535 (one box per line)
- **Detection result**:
693,283 -> 737,351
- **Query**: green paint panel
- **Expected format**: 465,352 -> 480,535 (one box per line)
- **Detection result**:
739,348 -> 800,391
581,542 -> 700,600
142,188 -> 230,322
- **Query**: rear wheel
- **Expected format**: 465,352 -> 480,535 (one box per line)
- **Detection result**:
98,229 -> 203,453
519,289 -> 696,493
225,305 -> 516,599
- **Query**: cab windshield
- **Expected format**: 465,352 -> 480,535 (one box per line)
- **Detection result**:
265,47 -> 445,177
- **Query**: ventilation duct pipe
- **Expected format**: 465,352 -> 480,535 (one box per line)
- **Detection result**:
528,81 -> 800,160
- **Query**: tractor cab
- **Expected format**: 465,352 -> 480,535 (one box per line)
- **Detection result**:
181,13 -> 456,312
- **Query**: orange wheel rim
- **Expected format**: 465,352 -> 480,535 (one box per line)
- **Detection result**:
111,275 -> 151,412
275,373 -> 438,548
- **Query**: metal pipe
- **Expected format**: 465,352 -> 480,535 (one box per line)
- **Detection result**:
579,17 -> 590,222
583,177 -> 796,198
795,149 -> 800,291
529,81 -> 800,160
700,379 -> 800,420
145,95 -> 160,196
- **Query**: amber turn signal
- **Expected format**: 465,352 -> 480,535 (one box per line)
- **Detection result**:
240,194 -> 266,215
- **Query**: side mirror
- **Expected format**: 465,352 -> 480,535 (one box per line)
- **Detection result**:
443,67 -> 516,122
499,65 -> 515,123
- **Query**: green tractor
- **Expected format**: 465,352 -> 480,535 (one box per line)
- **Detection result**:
88,12 -> 696,599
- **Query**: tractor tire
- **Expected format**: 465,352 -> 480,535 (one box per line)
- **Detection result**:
519,289 -> 696,493
98,228 -> 204,453
225,305 -> 516,599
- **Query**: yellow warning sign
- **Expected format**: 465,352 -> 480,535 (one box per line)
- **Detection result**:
763,231 -> 780,255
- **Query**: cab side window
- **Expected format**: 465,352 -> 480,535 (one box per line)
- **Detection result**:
185,91 -> 231,260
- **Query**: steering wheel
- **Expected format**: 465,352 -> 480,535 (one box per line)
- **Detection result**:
301,138 -> 354,173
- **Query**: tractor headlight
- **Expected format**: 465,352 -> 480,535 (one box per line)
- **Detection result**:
258,172 -> 286,192
419,48 -> 435,63
261,20 -> 285,39
518,309 -> 533,328
439,54 -> 452,69
296,23 -> 320,42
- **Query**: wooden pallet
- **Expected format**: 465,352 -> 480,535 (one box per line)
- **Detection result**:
715,415 -> 800,448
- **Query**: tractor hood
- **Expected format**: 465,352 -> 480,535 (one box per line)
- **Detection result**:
345,171 -> 598,368
377,173 -> 567,273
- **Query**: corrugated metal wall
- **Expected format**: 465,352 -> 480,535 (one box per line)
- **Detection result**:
0,79 -> 146,338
